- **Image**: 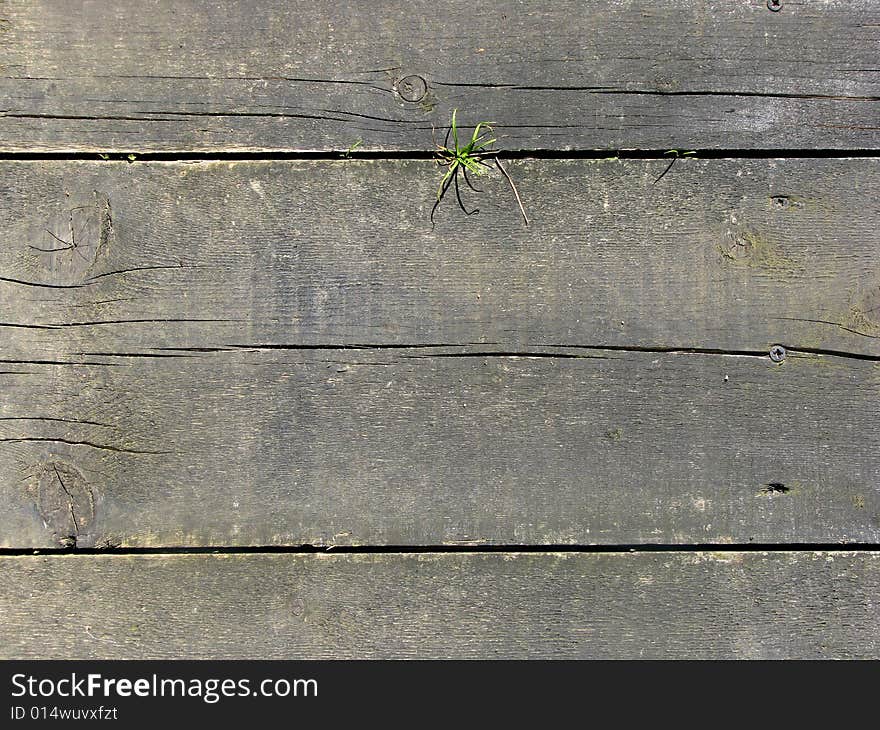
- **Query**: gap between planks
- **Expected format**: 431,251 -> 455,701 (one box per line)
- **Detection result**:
0,149 -> 879,161
1,543 -> 879,557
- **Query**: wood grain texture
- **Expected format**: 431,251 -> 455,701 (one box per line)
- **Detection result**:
2,347 -> 878,548
1,158 -> 878,548
0,552 -> 877,659
0,158 -> 878,357
0,0 -> 878,151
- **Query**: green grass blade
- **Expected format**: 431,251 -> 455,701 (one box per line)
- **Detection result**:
460,157 -> 484,175
470,123 -> 482,146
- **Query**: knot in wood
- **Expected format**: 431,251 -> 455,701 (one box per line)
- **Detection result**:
24,191 -> 112,286
396,74 -> 428,103
31,461 -> 96,547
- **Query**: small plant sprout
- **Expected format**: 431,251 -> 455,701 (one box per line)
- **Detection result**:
432,109 -> 529,228
343,139 -> 363,158
653,149 -> 696,184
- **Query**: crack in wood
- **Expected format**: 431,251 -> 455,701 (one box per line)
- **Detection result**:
86,265 -> 197,281
0,416 -> 112,427
49,318 -> 240,328
46,343 -> 878,364
0,275 -> 87,289
433,83 -> 880,103
52,463 -> 79,537
773,316 -> 880,340
1,437 -> 169,455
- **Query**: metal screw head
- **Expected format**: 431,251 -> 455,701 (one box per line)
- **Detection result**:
396,74 -> 428,103
767,0 -> 782,11
770,345 -> 786,363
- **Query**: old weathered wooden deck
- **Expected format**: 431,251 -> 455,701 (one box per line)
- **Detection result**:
1,1 -> 878,658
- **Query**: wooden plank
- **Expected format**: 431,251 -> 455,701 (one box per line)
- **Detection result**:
1,1 -> 878,152
0,552 -> 877,658
0,158 -> 878,358
2,346 -> 878,548
1,157 -> 878,548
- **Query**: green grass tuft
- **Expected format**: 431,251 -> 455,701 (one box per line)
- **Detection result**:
431,109 -> 528,228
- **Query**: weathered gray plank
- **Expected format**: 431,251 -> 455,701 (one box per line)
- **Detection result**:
1,1 -> 878,151
0,552 -> 877,659
1,346 -> 878,548
1,157 -> 878,548
1,158 -> 878,358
